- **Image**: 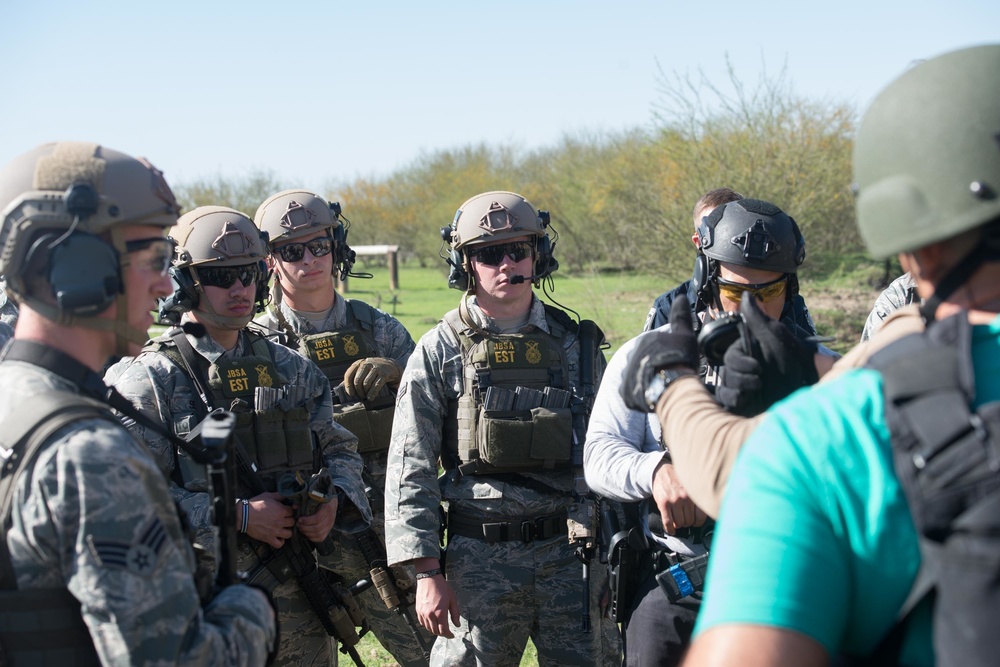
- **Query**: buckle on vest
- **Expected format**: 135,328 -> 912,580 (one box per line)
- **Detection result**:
520,520 -> 536,543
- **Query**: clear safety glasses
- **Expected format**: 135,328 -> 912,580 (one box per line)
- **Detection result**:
124,237 -> 176,276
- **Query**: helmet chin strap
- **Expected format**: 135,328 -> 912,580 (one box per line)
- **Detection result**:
919,242 -> 1000,323
192,293 -> 255,331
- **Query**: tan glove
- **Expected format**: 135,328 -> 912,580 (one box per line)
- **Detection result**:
343,357 -> 402,401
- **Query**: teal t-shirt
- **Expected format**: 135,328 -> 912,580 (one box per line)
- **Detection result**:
694,315 -> 1000,665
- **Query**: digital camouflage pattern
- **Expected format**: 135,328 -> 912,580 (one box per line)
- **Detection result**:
106,325 -> 371,666
0,282 -> 18,349
1,360 -> 276,665
385,295 -> 621,666
860,273 -> 918,342
257,295 -> 433,666
255,295 -> 415,373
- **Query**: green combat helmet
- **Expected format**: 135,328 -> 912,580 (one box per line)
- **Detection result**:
253,189 -> 356,281
0,141 -> 180,354
441,190 -> 558,291
854,44 -> 1000,258
162,206 -> 270,329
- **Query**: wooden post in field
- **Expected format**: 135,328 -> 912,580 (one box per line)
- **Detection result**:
387,247 -> 398,290
343,245 -> 400,292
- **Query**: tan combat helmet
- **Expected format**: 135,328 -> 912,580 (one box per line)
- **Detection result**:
165,206 -> 270,330
442,190 -> 557,291
0,141 -> 180,353
254,189 -> 356,282
254,189 -> 340,244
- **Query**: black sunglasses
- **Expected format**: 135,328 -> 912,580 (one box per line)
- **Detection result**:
275,237 -> 334,263
197,264 -> 263,289
469,240 -> 533,267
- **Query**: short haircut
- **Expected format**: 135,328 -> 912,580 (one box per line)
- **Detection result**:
693,188 -> 744,227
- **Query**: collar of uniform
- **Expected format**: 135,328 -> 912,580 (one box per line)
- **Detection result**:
465,295 -> 550,335
176,321 -> 248,363
278,293 -> 345,335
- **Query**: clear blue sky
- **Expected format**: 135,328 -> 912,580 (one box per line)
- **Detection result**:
1,1 -> 996,194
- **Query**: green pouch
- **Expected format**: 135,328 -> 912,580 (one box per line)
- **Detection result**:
334,401 -> 373,451
478,406 -> 572,470
254,409 -> 287,471
527,406 -> 573,464
283,406 -> 313,468
365,405 -> 395,454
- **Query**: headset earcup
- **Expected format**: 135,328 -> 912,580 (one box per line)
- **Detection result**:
255,261 -> 271,312
787,273 -> 800,299
158,267 -> 199,324
534,235 -> 558,280
447,249 -> 469,291
331,224 -> 355,279
41,232 -> 121,317
692,254 -> 713,310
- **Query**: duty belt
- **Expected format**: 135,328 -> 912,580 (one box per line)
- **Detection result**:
447,509 -> 568,543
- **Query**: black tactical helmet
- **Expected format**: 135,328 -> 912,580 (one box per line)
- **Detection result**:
697,198 -> 805,274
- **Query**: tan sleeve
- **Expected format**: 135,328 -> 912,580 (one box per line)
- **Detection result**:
654,376 -> 765,518
822,304 -> 926,381
655,304 -> 927,518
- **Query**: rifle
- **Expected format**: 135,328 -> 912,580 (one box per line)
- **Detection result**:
186,409 -> 240,589
229,402 -> 369,666
278,469 -> 337,556
567,319 -> 603,633
339,470 -> 433,661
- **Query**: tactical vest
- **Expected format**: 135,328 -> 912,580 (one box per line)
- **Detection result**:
864,313 -> 1000,667
0,392 -> 110,666
146,329 -> 314,495
441,306 -> 576,475
291,300 -> 395,455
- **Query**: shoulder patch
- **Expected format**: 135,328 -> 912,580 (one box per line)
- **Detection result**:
86,516 -> 169,577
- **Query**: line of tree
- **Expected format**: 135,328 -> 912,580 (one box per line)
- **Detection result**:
176,63 -> 865,285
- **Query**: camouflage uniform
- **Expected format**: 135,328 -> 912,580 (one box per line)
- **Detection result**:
1,357 -> 276,664
385,295 -> 621,666
257,295 -> 434,666
0,282 -> 18,349
107,323 -> 371,667
860,272 -> 918,341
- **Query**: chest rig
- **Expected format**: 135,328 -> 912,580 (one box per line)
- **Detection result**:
442,306 -> 576,475
282,300 -> 395,455
147,328 -> 314,495
865,313 -> 1000,667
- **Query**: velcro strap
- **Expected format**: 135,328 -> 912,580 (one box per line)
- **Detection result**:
0,588 -> 99,661
447,510 -> 568,543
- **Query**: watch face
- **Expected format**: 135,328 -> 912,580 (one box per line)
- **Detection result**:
644,372 -> 667,410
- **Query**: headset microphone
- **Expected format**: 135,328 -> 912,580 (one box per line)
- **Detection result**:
509,274 -> 537,285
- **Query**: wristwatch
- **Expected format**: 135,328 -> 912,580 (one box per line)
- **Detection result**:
644,368 -> 694,411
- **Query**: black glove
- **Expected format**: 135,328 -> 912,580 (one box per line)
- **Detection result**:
621,295 -> 700,413
716,294 -> 819,416
715,345 -> 764,416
